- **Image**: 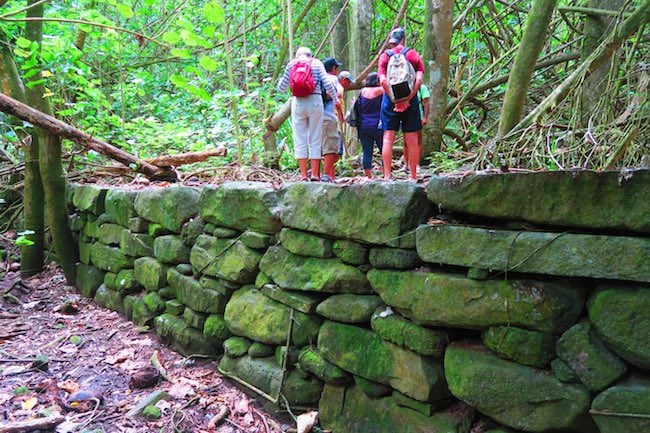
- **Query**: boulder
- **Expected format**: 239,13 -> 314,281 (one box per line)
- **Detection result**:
93,285 -> 124,313
90,243 -> 134,273
259,246 -> 371,294
317,321 -> 449,402
224,286 -> 321,346
426,170 -> 650,233
134,257 -> 168,292
240,230 -> 276,249
368,269 -> 584,334
203,314 -> 231,344
155,313 -> 219,357
105,189 -> 138,227
153,235 -> 190,264
120,231 -> 154,257
190,235 -> 262,284
417,224 -> 650,283
445,341 -> 591,432
134,187 -> 201,233
556,322 -> 627,391
200,182 -> 282,233
369,247 -> 420,269
261,284 -> 321,314
279,182 -> 431,246
297,347 -> 351,384
481,326 -> 557,368
73,185 -> 107,214
279,228 -> 334,258
76,263 -> 105,298
371,307 -> 447,357
332,240 -> 369,265
316,294 -> 383,323
588,285 -> 650,369
591,375 -> 650,433
167,268 -> 227,314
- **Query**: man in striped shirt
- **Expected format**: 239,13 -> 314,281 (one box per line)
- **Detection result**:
278,47 -> 338,181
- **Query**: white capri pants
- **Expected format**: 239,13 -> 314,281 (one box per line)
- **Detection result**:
291,94 -> 324,159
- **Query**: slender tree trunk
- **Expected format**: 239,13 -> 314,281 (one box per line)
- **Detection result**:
0,29 -> 44,278
329,0 -> 350,65
579,0 -> 624,124
497,0 -> 557,137
350,0 -> 373,76
423,0 -> 455,163
25,0 -> 77,284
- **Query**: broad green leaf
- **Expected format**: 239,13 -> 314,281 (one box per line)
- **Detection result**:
169,74 -> 188,87
199,56 -> 217,72
15,37 -> 31,49
202,25 -> 216,38
187,85 -> 211,102
184,66 -> 204,77
15,236 -> 35,246
116,3 -> 134,19
203,1 -> 224,24
170,48 -> 191,59
14,48 -> 31,57
162,31 -> 181,44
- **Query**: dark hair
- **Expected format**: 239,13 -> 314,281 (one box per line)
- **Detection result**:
366,72 -> 379,87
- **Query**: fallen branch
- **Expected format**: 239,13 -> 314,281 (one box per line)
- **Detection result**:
0,413 -> 64,433
145,148 -> 227,167
0,92 -> 162,178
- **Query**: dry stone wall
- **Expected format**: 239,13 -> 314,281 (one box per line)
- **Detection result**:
69,169 -> 650,433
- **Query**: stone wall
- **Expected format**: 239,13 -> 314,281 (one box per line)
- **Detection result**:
69,169 -> 650,433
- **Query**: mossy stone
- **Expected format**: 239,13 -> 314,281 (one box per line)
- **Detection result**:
128,217 -> 149,233
254,272 -> 272,289
90,243 -> 134,273
183,307 -> 208,329
467,268 -> 490,280
370,308 -> 447,357
73,185 -> 107,214
224,286 -> 322,346
148,223 -> 172,237
551,358 -> 579,383
119,231 -> 154,257
241,230 -> 276,249
259,246 -> 371,294
158,286 -> 175,299
165,299 -> 184,316
176,263 -> 193,275
318,321 -> 448,402
131,297 -> 156,326
123,295 -> 137,320
190,235 -> 262,284
115,269 -> 142,295
153,235 -> 190,264
444,341 -> 591,432
248,342 -> 275,358
224,337 -> 252,357
369,247 -> 421,270
167,268 -> 227,314
392,391 -> 438,416
261,284 -> 321,314
203,314 -> 231,345
155,313 -> 219,357
319,384 -> 474,433
367,269 -> 584,334
199,276 -> 239,296
200,182 -> 282,233
332,240 -> 368,265
93,285 -> 124,314
208,225 -> 239,238
142,405 -> 161,420
78,241 -> 92,265
104,272 -> 118,290
352,375 -> 393,397
143,292 -> 166,315
279,228 -> 334,258
135,187 -> 201,233
76,263 -> 105,298
274,346 -> 299,367
180,217 -> 205,245
316,294 -> 383,323
482,326 -> 557,368
82,219 -> 102,239
588,285 -> 650,369
70,214 -> 85,232
556,321 -> 627,391
105,189 -> 138,227
591,375 -> 650,433
134,257 -> 168,292
297,347 -> 350,384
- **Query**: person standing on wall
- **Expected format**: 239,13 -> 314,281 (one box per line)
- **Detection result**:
355,72 -> 385,178
321,57 -> 345,182
377,27 -> 424,180
404,83 -> 430,173
278,47 -> 338,181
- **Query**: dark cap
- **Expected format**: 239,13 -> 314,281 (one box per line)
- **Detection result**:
323,57 -> 343,72
389,27 -> 406,44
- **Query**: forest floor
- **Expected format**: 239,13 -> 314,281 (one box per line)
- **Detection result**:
0,260 -> 295,433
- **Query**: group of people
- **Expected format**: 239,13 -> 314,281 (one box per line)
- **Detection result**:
278,27 -> 427,181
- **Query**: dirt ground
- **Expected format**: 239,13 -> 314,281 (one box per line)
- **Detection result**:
0,263 -> 295,433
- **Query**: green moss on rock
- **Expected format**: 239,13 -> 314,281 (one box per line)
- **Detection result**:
224,337 -> 252,357
180,217 -> 205,245
190,235 -> 262,284
297,347 -> 350,384
241,230 -> 276,249
369,247 -> 421,269
183,307 -> 207,329
134,257 -> 168,292
279,228 -> 334,258
134,187 -> 201,233
261,284 -> 322,314
591,375 -> 650,433
97,223 -> 126,245
332,240 -> 368,265
167,268 -> 227,313
105,189 -> 137,227
248,342 -> 275,358
120,231 -> 154,257
481,326 -> 557,368
316,294 -> 383,323
371,308 -> 447,357
165,299 -> 184,316
73,185 -> 107,214
155,313 -> 219,357
143,292 -> 166,315
90,243 -> 134,273
203,314 -> 231,344
153,235 -> 190,264
551,358 -> 579,383
93,285 -> 124,314
76,263 -> 105,298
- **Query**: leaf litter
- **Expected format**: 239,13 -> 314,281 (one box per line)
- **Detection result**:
0,265 -> 295,433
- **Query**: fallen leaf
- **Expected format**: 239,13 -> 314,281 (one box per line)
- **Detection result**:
2,365 -> 26,376
22,396 -> 38,410
233,398 -> 249,415
105,348 -> 133,365
167,382 -> 195,400
296,410 -> 318,433
242,412 -> 254,426
55,419 -> 81,433
58,380 -> 80,394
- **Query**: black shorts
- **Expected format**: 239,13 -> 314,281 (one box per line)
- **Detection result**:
380,94 -> 422,133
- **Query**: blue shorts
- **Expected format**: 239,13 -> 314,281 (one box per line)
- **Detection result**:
380,94 -> 422,133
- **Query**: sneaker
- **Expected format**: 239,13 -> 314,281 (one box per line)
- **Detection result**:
310,177 -> 320,182
320,174 -> 332,183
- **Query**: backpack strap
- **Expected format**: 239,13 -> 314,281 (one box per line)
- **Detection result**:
386,49 -> 394,57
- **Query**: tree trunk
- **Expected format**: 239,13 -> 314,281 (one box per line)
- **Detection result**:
497,0 -> 557,137
423,0 -> 455,163
350,0 -> 373,76
329,0 -> 350,65
0,29 -> 44,278
579,0 -> 625,124
25,0 -> 77,284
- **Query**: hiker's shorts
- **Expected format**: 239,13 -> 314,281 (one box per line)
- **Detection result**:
380,94 -> 422,133
322,117 -> 340,155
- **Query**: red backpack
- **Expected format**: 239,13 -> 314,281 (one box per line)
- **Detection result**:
289,59 -> 315,97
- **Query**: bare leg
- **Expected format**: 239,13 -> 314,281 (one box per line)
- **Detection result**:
364,168 -> 372,178
382,130 -> 396,179
323,154 -> 338,179
404,131 -> 420,179
298,158 -> 308,180
309,158 -> 321,180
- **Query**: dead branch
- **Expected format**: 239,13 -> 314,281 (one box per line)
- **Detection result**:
0,413 -> 64,433
145,148 -> 227,166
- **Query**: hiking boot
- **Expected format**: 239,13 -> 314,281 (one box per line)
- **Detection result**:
320,174 -> 332,183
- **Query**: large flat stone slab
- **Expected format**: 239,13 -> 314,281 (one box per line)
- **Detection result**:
591,375 -> 650,433
134,186 -> 200,233
417,224 -> 650,282
367,269 -> 584,334
190,235 -> 262,284
445,341 -> 591,432
319,384 -> 474,433
279,182 -> 431,246
426,170 -> 649,233
104,189 -> 137,227
200,182 -> 282,233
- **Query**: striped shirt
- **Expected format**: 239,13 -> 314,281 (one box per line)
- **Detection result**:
277,57 -> 338,103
